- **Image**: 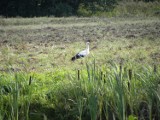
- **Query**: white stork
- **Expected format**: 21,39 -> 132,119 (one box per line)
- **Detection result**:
71,42 -> 90,61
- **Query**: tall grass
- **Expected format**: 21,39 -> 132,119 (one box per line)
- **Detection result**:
45,62 -> 159,120
0,62 -> 160,120
0,73 -> 32,120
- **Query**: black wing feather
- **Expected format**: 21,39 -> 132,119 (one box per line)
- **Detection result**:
71,53 -> 84,61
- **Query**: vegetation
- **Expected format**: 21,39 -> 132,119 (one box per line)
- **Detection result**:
0,62 -> 160,120
0,16 -> 160,119
106,1 -> 160,17
0,0 -> 160,17
0,0 -> 160,119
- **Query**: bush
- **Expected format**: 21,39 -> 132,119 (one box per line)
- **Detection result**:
109,1 -> 160,17
77,4 -> 92,17
55,3 -> 73,17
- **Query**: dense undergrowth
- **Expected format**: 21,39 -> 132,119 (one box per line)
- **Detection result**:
77,1 -> 160,17
1,0 -> 160,17
0,62 -> 160,120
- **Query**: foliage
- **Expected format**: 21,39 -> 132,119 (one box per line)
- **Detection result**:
0,62 -> 160,119
109,1 -> 160,17
0,16 -> 160,119
55,3 -> 73,17
0,0 -> 160,17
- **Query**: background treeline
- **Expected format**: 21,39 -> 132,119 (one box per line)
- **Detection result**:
0,0 -> 159,17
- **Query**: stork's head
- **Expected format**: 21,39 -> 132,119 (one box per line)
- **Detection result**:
86,42 -> 89,45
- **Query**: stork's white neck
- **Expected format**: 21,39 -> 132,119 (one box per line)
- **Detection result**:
86,42 -> 89,54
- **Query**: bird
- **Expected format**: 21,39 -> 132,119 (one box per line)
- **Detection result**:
71,42 -> 90,61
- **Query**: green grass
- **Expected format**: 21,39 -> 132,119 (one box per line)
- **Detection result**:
0,16 -> 160,119
0,62 -> 159,120
109,1 -> 160,17
77,1 -> 160,17
0,17 -> 160,72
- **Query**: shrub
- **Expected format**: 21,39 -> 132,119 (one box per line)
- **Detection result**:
109,1 -> 160,17
55,3 -> 73,17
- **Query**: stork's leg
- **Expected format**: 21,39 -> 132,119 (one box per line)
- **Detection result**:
80,60 -> 83,65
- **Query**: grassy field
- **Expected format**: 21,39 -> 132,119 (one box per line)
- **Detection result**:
0,17 -> 160,72
0,17 -> 160,120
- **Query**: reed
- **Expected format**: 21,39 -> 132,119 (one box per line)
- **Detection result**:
0,62 -> 159,119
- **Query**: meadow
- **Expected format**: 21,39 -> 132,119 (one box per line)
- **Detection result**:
0,16 -> 160,120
